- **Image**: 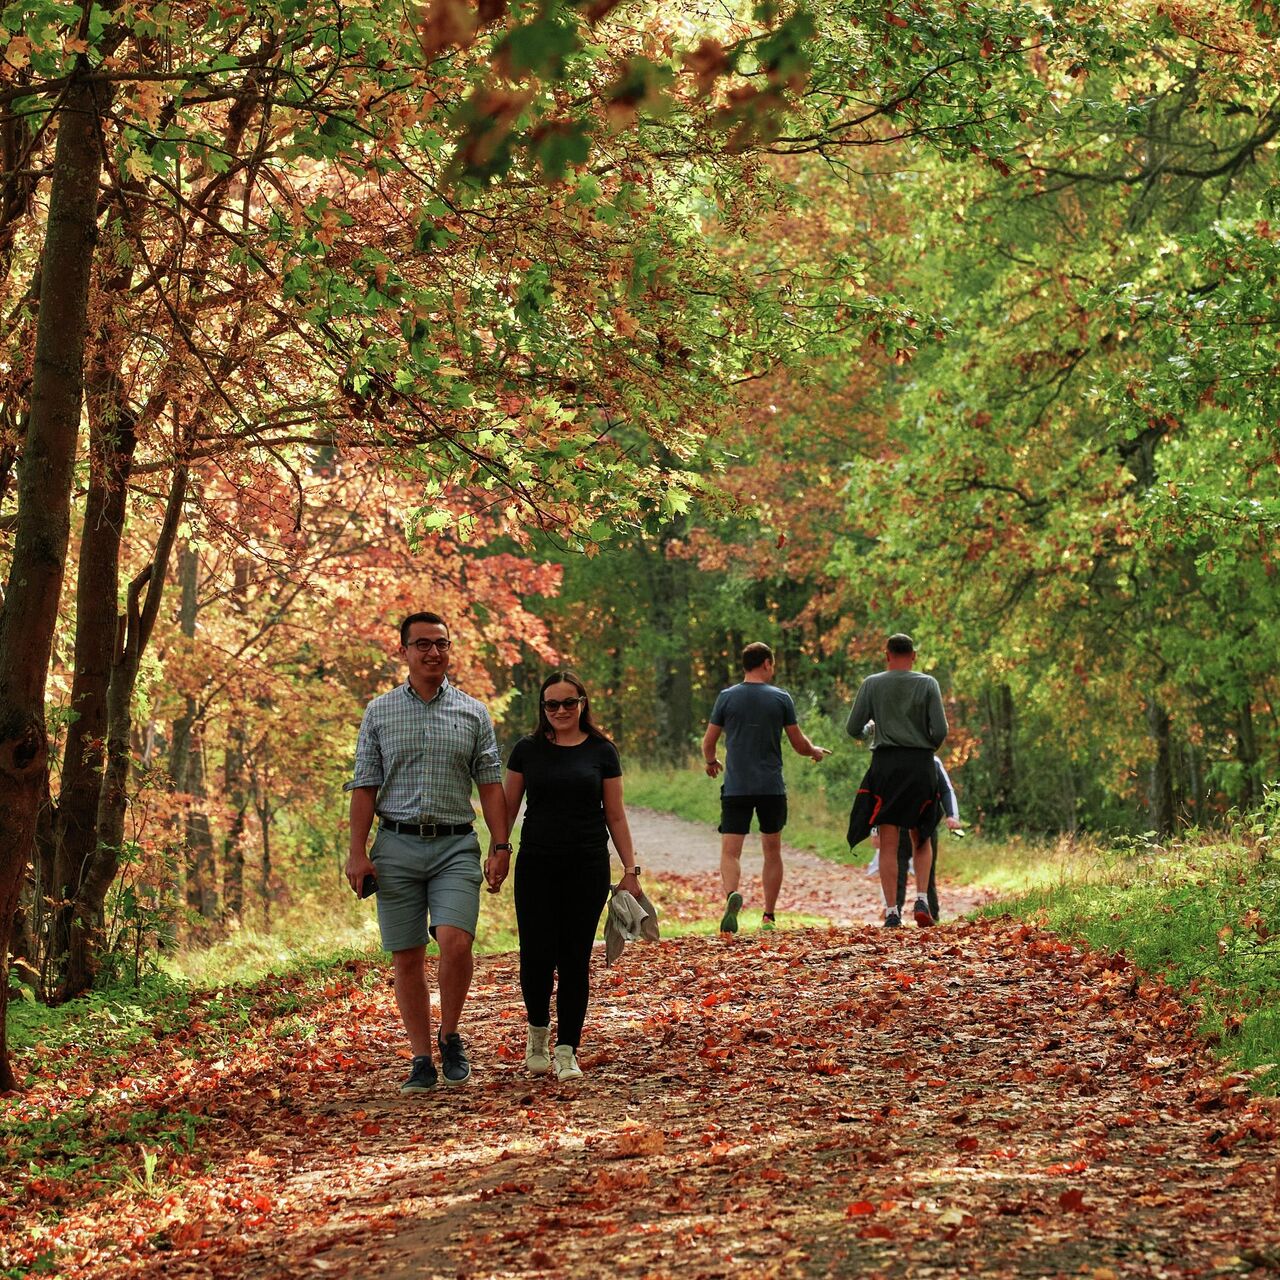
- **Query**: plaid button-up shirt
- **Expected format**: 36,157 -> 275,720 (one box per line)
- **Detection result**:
344,679 -> 502,824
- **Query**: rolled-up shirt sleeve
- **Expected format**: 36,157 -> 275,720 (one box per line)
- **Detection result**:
344,706 -> 385,792
470,708 -> 503,785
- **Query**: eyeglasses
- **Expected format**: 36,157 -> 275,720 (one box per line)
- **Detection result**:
407,638 -> 451,653
542,697 -> 583,711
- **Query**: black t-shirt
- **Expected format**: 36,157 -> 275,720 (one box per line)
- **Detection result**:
507,734 -> 622,855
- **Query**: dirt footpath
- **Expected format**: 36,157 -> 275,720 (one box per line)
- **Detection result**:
629,806 -> 994,926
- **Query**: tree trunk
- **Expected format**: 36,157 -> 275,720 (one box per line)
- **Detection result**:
1236,699 -> 1259,809
981,683 -> 1017,820
168,542 -> 219,929
255,759 -> 273,930
49,397 -> 139,991
0,62 -> 108,1092
1146,697 -> 1175,836
58,469 -> 186,999
222,559 -> 250,920
649,526 -> 693,762
184,726 -> 219,925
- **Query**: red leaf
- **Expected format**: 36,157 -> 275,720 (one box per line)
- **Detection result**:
858,1222 -> 895,1239
1058,1188 -> 1087,1213
845,1200 -> 876,1216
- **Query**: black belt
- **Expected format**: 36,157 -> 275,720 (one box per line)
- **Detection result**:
379,819 -> 474,839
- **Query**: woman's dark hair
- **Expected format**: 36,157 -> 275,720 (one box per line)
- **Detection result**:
533,670 -> 610,743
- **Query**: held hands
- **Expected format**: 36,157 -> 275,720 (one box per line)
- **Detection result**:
484,847 -> 511,894
704,758 -> 722,778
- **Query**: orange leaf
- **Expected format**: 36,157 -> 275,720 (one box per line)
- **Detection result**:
858,1222 -> 894,1239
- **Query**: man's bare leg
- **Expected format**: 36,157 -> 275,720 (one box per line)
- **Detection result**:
878,822 -> 901,917
435,925 -> 474,1037
720,832 -> 746,932
912,832 -> 933,905
720,832 -> 746,896
761,830 -> 784,916
392,945 -> 432,1056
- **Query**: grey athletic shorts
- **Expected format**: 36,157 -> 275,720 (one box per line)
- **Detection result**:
369,827 -> 483,951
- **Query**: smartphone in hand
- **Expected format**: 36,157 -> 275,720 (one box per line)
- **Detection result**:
358,873 -> 377,899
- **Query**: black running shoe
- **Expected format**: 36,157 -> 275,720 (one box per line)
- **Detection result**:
913,896 -> 936,928
438,1031 -> 472,1084
883,908 -> 902,929
401,1055 -> 438,1093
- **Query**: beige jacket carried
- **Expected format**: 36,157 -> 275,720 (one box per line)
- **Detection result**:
604,889 -> 660,965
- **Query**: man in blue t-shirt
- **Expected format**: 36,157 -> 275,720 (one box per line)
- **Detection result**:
701,642 -> 829,933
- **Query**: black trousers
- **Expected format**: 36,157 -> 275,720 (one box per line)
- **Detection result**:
894,831 -> 940,920
514,850 -> 610,1049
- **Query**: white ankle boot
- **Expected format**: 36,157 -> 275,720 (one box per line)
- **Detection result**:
526,1025 -> 551,1074
553,1043 -> 583,1081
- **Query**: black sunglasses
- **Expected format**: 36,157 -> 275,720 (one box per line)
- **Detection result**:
542,697 -> 584,711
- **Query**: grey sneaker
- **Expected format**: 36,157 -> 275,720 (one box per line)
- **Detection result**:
883,907 -> 902,929
526,1025 -> 551,1075
401,1055 -> 438,1092
719,891 -> 744,934
438,1031 -> 472,1084
554,1044 -> 583,1082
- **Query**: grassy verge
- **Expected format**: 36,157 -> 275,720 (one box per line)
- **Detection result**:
980,831 -> 1280,1088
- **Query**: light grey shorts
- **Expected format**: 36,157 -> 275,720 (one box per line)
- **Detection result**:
369,827 -> 483,952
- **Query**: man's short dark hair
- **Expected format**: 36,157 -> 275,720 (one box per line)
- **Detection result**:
742,642 -> 773,672
400,612 -> 449,646
886,633 -> 915,655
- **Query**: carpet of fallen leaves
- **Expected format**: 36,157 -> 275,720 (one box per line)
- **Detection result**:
4,917 -> 1280,1279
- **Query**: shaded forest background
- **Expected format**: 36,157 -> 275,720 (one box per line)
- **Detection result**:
1,0 -> 1278,1080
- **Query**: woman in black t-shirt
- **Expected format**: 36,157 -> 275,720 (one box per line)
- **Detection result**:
503,670 -> 640,1082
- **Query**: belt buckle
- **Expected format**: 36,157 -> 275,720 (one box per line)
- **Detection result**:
421,822 -> 438,839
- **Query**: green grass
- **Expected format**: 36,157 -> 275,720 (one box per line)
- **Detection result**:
981,835 -> 1280,1088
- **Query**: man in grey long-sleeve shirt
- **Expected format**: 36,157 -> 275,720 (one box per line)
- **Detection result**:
845,633 -> 948,928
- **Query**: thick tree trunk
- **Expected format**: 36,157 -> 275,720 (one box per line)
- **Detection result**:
0,65 -> 107,1091
58,468 -> 185,999
49,404 -> 138,989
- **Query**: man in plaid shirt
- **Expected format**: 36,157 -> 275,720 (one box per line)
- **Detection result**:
345,612 -> 512,1092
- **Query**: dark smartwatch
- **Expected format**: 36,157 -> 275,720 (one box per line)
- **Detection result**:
625,866 -> 641,877
493,841 -> 513,852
